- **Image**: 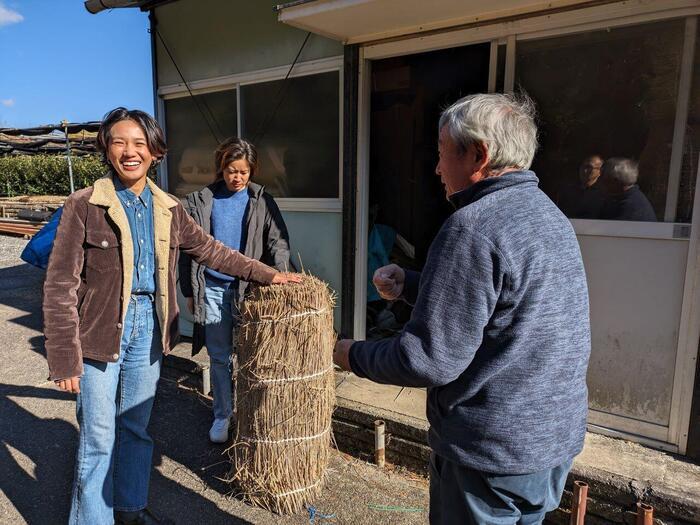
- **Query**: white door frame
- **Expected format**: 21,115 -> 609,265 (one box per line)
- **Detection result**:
354,0 -> 700,453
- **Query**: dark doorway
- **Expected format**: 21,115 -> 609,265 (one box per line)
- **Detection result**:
367,43 -> 491,338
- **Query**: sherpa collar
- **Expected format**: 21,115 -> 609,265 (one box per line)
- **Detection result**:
89,172 -> 179,210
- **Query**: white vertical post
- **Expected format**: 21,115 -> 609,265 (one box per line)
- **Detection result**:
62,120 -> 75,194
236,85 -> 242,137
354,50 -> 371,340
504,35 -> 516,93
155,96 -> 168,190
488,40 -> 498,93
664,17 -> 697,222
670,152 -> 700,455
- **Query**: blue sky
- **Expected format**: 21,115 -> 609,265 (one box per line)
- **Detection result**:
0,1 -> 153,128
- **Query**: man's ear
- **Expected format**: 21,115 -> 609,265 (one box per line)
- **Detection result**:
474,141 -> 490,171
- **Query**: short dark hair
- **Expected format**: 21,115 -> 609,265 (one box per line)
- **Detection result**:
215,137 -> 258,181
96,107 -> 168,164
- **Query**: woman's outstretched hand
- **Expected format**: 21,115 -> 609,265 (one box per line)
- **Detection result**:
271,272 -> 303,285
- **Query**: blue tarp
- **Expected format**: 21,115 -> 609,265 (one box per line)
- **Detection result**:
367,223 -> 396,302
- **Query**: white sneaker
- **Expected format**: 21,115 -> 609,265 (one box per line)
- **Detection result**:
209,417 -> 230,443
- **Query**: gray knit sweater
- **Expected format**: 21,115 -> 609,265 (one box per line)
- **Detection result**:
349,170 -> 591,474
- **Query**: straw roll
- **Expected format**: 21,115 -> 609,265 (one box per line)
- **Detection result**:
230,275 -> 336,514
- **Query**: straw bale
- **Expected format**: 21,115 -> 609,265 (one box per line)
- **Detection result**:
229,275 -> 336,514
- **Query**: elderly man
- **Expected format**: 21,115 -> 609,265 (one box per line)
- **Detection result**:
599,157 -> 656,221
334,93 -> 591,524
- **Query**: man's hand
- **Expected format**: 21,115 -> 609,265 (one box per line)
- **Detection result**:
55,376 -> 81,393
271,272 -> 303,285
333,339 -> 355,372
372,264 -> 405,301
186,297 -> 194,315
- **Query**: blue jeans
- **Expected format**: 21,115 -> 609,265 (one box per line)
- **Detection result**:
69,295 -> 162,525
429,453 -> 572,525
203,277 -> 240,421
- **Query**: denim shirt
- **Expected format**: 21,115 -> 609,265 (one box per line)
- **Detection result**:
114,177 -> 156,294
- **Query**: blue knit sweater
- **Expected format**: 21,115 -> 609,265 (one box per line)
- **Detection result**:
350,171 -> 591,474
205,183 -> 249,283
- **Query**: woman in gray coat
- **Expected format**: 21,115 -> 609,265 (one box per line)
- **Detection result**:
179,137 -> 292,443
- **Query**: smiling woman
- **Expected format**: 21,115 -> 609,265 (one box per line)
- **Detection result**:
43,107 -> 298,524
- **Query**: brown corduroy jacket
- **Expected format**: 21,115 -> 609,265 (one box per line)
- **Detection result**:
43,175 -> 278,381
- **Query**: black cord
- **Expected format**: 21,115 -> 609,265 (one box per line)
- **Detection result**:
253,31 -> 311,145
155,28 -> 223,144
155,29 -> 312,147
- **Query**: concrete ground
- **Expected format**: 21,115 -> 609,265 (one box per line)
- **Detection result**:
0,234 -> 428,525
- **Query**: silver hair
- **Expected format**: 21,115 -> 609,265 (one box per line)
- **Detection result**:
601,157 -> 639,186
438,93 -> 538,171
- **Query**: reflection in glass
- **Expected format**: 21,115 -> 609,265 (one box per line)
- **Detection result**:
240,72 -> 340,198
165,89 -> 238,197
516,20 -> 686,222
559,155 -> 606,219
678,23 -> 700,223
599,157 -> 656,222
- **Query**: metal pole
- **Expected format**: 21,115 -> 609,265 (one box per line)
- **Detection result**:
636,502 -> 654,525
570,481 -> 588,525
374,420 -> 385,468
62,120 -> 75,194
201,364 -> 210,396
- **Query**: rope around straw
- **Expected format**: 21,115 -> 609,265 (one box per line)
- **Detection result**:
238,425 -> 331,445
244,307 -> 330,324
272,478 -> 323,498
239,365 -> 333,385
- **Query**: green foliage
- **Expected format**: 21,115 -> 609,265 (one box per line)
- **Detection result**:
0,154 -> 105,196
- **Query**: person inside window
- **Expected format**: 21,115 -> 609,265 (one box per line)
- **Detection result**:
179,137 -> 292,444
559,154 -> 606,219
599,157 -> 657,222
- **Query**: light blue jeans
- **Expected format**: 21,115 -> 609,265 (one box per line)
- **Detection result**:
203,276 -> 240,421
69,295 -> 162,525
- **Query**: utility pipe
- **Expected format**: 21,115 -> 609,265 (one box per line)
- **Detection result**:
201,364 -> 210,396
636,502 -> 654,525
374,420 -> 385,468
570,480 -> 588,525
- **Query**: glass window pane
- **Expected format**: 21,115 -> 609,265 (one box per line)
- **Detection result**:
164,89 -> 237,197
678,22 -> 700,223
516,19 -> 687,222
240,71 -> 339,198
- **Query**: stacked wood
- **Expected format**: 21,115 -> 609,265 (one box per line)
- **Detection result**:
0,218 -> 44,237
230,275 -> 336,514
0,197 -> 63,220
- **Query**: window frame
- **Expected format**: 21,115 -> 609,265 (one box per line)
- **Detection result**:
157,55 -> 344,212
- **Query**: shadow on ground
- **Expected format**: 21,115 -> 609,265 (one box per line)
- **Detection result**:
0,379 -> 254,525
